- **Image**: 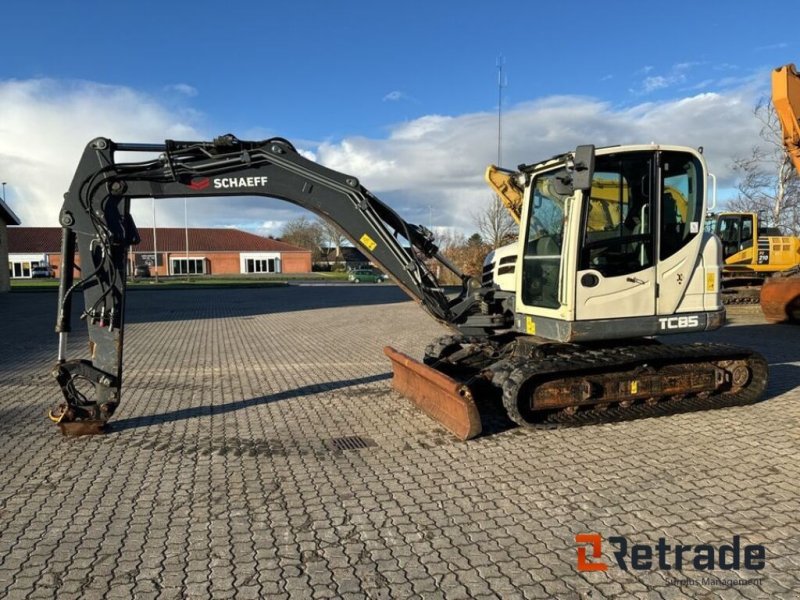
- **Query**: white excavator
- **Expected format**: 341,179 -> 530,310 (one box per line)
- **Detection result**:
49,137 -> 767,438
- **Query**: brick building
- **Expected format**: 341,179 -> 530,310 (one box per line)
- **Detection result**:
0,199 -> 22,292
8,227 -> 312,278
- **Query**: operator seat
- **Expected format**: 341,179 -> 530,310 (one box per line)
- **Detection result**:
661,192 -> 683,257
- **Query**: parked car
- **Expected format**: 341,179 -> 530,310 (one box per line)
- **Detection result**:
348,269 -> 387,283
30,265 -> 54,278
134,265 -> 151,278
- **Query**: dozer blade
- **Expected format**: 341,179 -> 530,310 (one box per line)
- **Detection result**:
383,346 -> 482,440
760,275 -> 800,323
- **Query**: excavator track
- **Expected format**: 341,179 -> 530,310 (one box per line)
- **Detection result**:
497,342 -> 768,429
412,334 -> 769,434
722,290 -> 761,305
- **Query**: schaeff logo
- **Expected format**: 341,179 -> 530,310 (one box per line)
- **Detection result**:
187,176 -> 268,190
576,534 -> 766,572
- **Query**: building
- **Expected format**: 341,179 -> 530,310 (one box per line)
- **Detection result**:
0,198 -> 22,292
316,246 -> 370,270
8,227 -> 312,278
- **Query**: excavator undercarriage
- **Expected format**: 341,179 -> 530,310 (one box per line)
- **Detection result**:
384,334 -> 768,440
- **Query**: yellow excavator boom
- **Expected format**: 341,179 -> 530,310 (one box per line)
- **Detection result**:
484,165 -> 523,223
760,63 -> 800,323
772,64 -> 800,177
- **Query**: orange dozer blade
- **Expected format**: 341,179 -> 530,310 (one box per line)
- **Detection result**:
760,276 -> 800,323
383,346 -> 482,440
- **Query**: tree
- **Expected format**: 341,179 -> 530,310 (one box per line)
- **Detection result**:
429,230 -> 490,284
280,216 -> 325,261
729,100 -> 800,235
474,194 -> 518,249
317,219 -> 347,263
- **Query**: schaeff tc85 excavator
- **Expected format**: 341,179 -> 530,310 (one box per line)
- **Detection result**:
50,136 -> 768,439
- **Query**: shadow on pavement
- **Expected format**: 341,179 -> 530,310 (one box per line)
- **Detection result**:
125,285 -> 411,323
109,372 -> 392,433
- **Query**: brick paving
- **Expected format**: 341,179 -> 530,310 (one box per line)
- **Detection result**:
0,286 -> 798,599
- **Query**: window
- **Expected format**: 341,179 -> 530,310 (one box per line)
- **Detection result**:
171,258 -> 205,275
243,256 -> 279,273
9,261 -> 32,278
660,151 -> 703,260
718,214 -> 753,259
580,152 -> 654,277
522,168 -> 569,308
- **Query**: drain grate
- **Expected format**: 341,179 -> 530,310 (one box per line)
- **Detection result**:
329,435 -> 378,451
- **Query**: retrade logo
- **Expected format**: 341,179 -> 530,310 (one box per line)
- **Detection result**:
188,177 -> 210,191
576,534 -> 608,572
575,534 -> 766,572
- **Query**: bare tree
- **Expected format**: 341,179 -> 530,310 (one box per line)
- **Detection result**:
729,100 -> 800,235
280,216 -> 325,261
474,194 -> 518,249
317,218 -> 347,261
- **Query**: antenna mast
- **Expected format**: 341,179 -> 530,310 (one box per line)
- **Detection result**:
497,55 -> 507,165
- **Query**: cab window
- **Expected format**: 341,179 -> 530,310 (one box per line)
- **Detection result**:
579,152 -> 654,277
660,152 -> 703,259
521,168 -> 568,309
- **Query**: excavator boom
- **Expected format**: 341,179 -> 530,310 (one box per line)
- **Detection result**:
51,135 -> 513,437
773,64 -> 800,176
761,65 -> 800,323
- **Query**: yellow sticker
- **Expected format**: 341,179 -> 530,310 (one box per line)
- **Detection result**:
706,272 -> 716,292
631,381 -> 639,394
360,233 -> 377,251
525,316 -> 536,335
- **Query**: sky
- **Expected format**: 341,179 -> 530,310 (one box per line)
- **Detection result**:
1,0 -> 798,238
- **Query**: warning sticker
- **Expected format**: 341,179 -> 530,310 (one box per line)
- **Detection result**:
360,233 -> 377,251
525,316 -> 536,335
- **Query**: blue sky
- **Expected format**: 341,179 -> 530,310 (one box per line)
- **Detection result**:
1,0 -> 798,234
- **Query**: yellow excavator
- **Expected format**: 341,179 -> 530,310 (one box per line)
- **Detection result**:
761,64 -> 800,322
706,211 -> 800,304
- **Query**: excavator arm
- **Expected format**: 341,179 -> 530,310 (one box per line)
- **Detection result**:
52,134 -> 512,431
772,64 -> 800,176
759,65 -> 800,323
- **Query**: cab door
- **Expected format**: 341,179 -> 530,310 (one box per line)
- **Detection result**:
655,150 -> 707,314
575,151 -> 656,320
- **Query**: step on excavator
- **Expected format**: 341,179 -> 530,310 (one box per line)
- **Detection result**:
50,136 -> 768,439
763,63 -> 800,323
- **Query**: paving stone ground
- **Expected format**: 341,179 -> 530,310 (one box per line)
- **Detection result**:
0,285 -> 798,599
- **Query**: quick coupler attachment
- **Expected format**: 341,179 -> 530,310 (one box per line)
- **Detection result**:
50,361 -> 118,436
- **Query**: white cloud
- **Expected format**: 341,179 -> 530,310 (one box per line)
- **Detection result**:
642,75 -> 673,93
315,87 -> 766,232
165,83 -> 198,97
0,79 -> 202,228
0,75 -> 770,239
634,62 -> 704,95
382,90 -> 419,104
383,91 -> 405,102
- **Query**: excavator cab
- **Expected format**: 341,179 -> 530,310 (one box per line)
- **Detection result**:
717,213 -> 755,260
512,145 -> 722,341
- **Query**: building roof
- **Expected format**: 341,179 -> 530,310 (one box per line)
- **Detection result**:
8,227 -> 310,254
0,198 -> 21,226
